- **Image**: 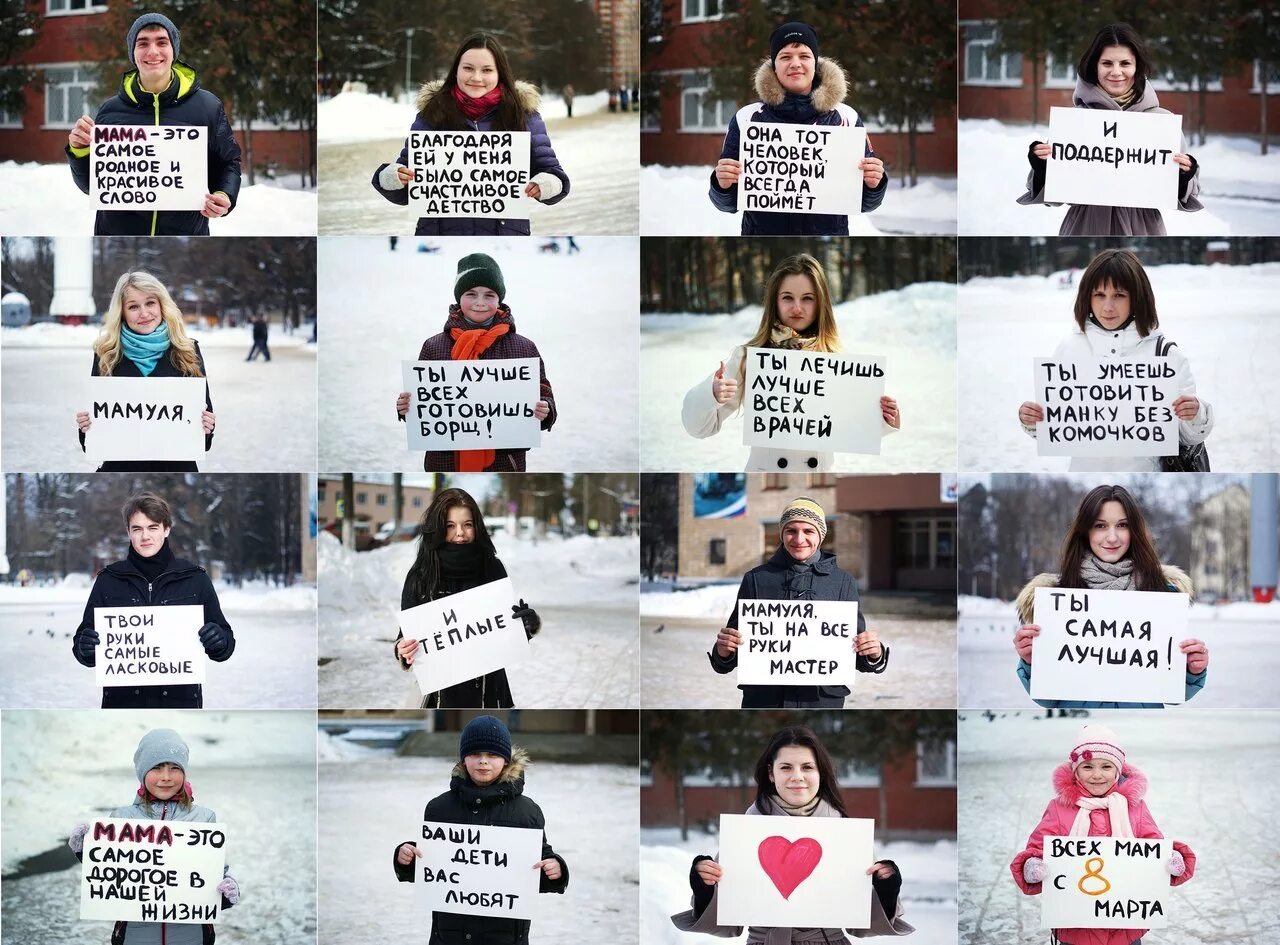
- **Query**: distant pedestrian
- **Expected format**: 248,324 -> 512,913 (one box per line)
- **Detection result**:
566,236 -> 580,254
562,83 -> 575,118
245,315 -> 271,362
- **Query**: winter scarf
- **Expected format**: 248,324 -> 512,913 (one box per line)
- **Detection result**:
121,322 -> 171,376
1109,86 -> 1139,109
1068,790 -> 1134,838
781,553 -> 820,600
447,307 -> 513,471
769,323 -> 822,351
1078,553 -> 1135,591
127,539 -> 175,584
437,541 -> 488,583
770,793 -> 821,817
452,84 -> 505,122
746,794 -> 843,945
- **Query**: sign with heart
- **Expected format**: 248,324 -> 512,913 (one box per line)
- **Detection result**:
717,813 -> 875,929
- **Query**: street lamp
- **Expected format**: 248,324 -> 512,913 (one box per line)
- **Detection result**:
404,28 -> 416,103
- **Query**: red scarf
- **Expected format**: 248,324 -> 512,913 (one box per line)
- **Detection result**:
449,322 -> 511,471
451,83 -> 504,121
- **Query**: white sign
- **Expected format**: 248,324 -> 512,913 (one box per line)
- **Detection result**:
1030,587 -> 1190,705
742,347 -> 885,454
86,376 -> 206,466
1044,107 -> 1182,212
1041,835 -> 1170,929
736,599 -> 860,688
717,814 -> 874,929
80,818 -> 228,923
401,577 -> 526,695
93,605 -> 206,687
1033,357 -> 1181,457
737,121 -> 865,216
414,820 -> 543,919
90,124 -> 208,212
402,359 -> 541,452
406,130 -> 532,219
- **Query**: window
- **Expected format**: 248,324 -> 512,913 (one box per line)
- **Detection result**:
682,0 -> 724,23
895,513 -> 955,570
640,80 -> 661,132
412,496 -> 423,508
376,494 -> 387,506
42,64 -> 95,127
709,538 -> 726,565
841,757 -> 880,787
680,72 -> 735,132
1253,61 -> 1280,93
356,492 -> 368,505
916,739 -> 956,786
762,474 -> 788,490
1044,53 -> 1076,89
0,101 -> 21,128
317,483 -> 326,501
961,23 -> 1022,87
47,0 -> 108,12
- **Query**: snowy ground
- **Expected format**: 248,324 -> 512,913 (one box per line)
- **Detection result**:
318,732 -> 639,945
640,165 -> 958,235
318,531 -> 639,708
317,90 -> 637,235
958,119 -> 1280,235
316,236 -> 639,473
1,710 -> 317,945
958,262 -> 1280,472
642,827 -> 957,945
0,162 -> 317,236
958,711 -> 1280,945
0,582 -> 317,708
1,323 -> 317,472
959,593 -> 1280,708
642,282 -> 956,472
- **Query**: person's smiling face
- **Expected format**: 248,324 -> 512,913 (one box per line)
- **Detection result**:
456,47 -> 499,98
1096,44 -> 1137,98
133,26 -> 174,91
774,43 -> 815,94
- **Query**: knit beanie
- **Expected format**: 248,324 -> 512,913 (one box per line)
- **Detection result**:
769,22 -> 819,64
454,253 -> 506,303
459,715 -> 513,762
134,728 -> 189,783
779,496 -> 827,542
1068,723 -> 1125,773
126,13 -> 181,65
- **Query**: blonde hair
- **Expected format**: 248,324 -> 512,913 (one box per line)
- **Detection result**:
94,271 -> 204,377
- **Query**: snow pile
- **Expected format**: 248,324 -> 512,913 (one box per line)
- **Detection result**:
640,584 -> 739,618
316,729 -> 381,762
2,322 -> 315,350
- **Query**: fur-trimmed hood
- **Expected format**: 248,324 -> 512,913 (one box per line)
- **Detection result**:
753,56 -> 848,112
1015,565 -> 1193,624
450,744 -> 529,783
1051,760 -> 1148,807
416,79 -> 542,118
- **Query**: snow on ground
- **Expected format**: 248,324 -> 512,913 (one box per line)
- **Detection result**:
319,746 -> 639,945
316,236 -> 638,472
642,827 -> 957,945
0,161 -> 317,236
1,324 -> 317,472
0,583 -> 317,708
958,593 -> 1280,708
958,118 -> 1280,235
958,262 -> 1280,472
958,711 -> 1280,945
642,282 -> 956,472
2,710 -> 316,945
318,531 -> 639,708
640,164 -> 958,235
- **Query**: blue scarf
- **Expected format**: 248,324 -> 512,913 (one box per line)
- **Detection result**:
121,322 -> 171,376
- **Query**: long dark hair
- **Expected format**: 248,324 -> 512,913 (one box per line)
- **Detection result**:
420,32 -> 528,132
1076,23 -> 1152,101
405,488 -> 496,603
752,726 -> 848,816
1057,485 -> 1166,592
1072,249 -> 1159,337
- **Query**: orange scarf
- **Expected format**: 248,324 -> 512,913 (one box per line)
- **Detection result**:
449,323 -> 511,470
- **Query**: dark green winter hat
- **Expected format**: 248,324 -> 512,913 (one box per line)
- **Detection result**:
453,253 -> 506,303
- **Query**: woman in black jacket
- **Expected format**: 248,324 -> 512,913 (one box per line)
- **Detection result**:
394,488 -> 542,707
74,270 -> 216,472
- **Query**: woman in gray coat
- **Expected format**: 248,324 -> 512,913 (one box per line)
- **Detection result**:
1017,23 -> 1203,235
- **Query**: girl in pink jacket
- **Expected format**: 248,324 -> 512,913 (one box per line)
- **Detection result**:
1010,724 -> 1196,945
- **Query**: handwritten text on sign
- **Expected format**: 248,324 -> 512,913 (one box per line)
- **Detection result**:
1033,358 -> 1181,457
90,125 -> 208,212
407,131 -> 531,219
415,821 -> 543,919
80,818 -> 228,924
1044,107 -> 1182,212
717,814 -> 874,929
86,376 -> 206,466
402,359 -> 541,452
401,577 -> 526,695
736,599 -> 860,688
1042,836 -> 1170,930
742,347 -> 885,454
93,605 -> 206,687
1030,587 -> 1190,705
737,121 -> 865,216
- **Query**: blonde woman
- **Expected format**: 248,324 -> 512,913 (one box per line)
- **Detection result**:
74,271 -> 216,471
681,253 -> 900,471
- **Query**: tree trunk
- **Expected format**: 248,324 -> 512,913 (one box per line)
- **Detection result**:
908,117 -> 919,187
676,772 -> 688,842
239,118 -> 256,187
1262,70 -> 1270,157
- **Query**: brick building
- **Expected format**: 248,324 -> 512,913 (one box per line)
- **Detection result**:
317,477 -> 435,531
597,0 -> 641,91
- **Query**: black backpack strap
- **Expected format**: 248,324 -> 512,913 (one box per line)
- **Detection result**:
1155,334 -> 1178,357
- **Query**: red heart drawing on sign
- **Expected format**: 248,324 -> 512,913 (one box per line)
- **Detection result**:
757,835 -> 823,899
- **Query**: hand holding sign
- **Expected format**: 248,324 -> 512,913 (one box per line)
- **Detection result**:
715,158 -> 742,189
70,115 -> 95,149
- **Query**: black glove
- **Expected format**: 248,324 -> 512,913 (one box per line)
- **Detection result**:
870,858 -> 902,917
1178,154 -> 1198,193
512,599 -> 541,639
74,628 -> 99,666
198,622 -> 232,659
1027,140 -> 1047,195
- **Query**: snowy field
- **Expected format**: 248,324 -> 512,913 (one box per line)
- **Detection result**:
958,711 -> 1280,945
0,581 -> 317,709
1,710 -> 317,945
1,324 -> 317,472
958,119 -> 1280,235
319,531 -> 638,708
318,731 -> 639,945
642,827 -> 957,944
317,89 -> 638,235
641,282 -> 956,472
316,236 -> 638,473
958,262 -> 1280,472
958,593 -> 1280,708
640,165 -> 958,235
0,163 -> 317,236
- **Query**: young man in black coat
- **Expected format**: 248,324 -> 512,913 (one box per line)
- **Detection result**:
65,13 -> 242,236
71,491 -> 234,708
